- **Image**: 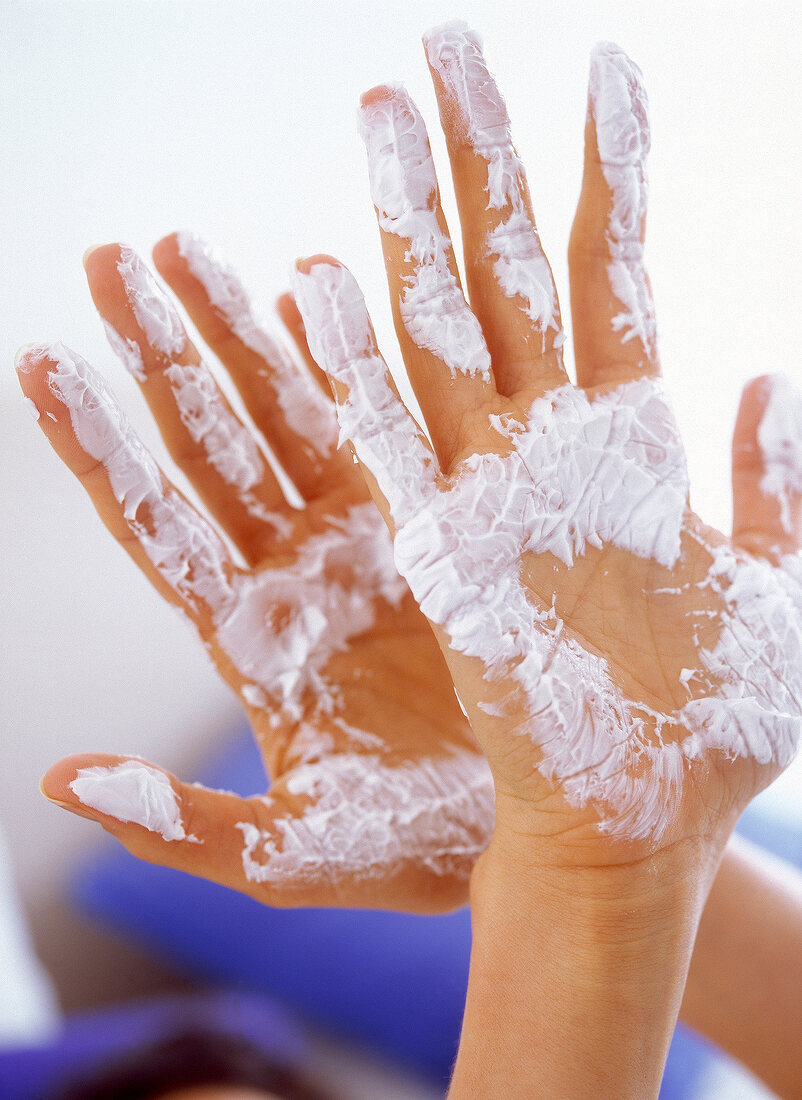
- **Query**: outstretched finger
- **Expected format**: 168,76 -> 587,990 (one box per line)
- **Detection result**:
152,234 -> 351,501
16,342 -> 239,627
732,373 -> 802,558
276,290 -> 331,395
85,243 -> 294,564
568,42 -> 660,391
358,83 -> 497,467
292,255 -> 439,534
40,754 -> 329,908
423,22 -> 568,397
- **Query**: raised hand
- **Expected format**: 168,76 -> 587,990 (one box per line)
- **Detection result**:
17,235 -> 493,912
293,23 -> 802,867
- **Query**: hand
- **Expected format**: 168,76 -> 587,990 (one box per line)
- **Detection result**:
291,24 -> 802,1096
292,26 -> 802,873
17,235 -> 493,912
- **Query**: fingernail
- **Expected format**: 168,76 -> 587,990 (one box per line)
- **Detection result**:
39,784 -> 97,821
82,244 -> 107,267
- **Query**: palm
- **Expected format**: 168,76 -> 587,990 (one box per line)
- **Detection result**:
215,497 -> 492,911
323,361 -> 800,861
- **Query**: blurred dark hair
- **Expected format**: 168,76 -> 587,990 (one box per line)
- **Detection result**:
47,1026 -> 334,1100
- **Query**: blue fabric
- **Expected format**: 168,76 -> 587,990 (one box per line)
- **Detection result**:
71,724 -> 802,1091
72,727 -> 468,1083
0,990 -> 306,1100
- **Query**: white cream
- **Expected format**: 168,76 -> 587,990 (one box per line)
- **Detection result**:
101,319 -> 146,381
164,362 -> 264,491
69,760 -> 187,841
236,747 -> 494,884
678,540 -> 802,771
40,343 -> 238,622
117,247 -> 186,358
176,231 -> 337,459
294,261 -> 802,841
423,22 -> 564,351
29,343 -> 408,728
105,248 -> 293,534
215,500 -> 407,720
358,85 -> 492,380
21,396 -> 40,421
756,373 -> 802,534
588,42 -> 657,359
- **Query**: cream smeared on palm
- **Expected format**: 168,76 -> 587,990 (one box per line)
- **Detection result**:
19,235 -> 492,912
293,24 -> 802,857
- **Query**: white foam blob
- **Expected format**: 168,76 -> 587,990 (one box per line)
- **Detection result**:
424,21 -> 563,350
69,760 -> 187,841
236,748 -> 494,884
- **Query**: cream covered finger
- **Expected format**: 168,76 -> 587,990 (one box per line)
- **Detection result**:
16,342 -> 240,626
292,256 -> 439,531
733,374 -> 802,556
569,43 -> 660,389
276,290 -> 331,394
358,83 -> 497,465
41,749 -> 494,908
39,754 -> 315,905
424,21 -> 567,395
153,233 -> 349,501
86,244 -> 293,563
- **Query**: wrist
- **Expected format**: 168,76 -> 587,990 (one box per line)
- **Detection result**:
450,827 -> 722,1099
470,822 -> 721,946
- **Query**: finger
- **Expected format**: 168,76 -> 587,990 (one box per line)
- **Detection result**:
732,373 -> 802,557
358,83 -> 497,467
40,754 -> 324,907
85,243 -> 293,564
292,255 -> 439,536
16,342 -> 239,627
423,22 -> 567,397
276,290 -> 331,395
568,42 -> 660,390
153,233 -> 351,501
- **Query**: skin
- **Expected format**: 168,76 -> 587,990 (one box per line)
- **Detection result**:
291,31 -> 802,1099
20,237 -> 485,914
15,23 -> 801,1099
680,834 -> 802,1099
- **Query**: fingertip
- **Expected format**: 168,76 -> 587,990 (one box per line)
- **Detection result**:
82,242 -> 123,279
15,343 -> 72,432
39,754 -> 108,823
733,374 -> 786,458
15,342 -> 51,377
151,231 -> 184,272
359,83 -> 400,110
294,254 -> 343,276
42,754 -> 193,843
275,290 -> 296,316
82,243 -> 109,269
15,342 -> 64,400
276,290 -> 305,335
40,752 -> 120,803
733,372 -> 802,550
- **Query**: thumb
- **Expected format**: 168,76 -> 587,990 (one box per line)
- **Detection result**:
732,373 -> 802,558
40,753 -> 313,907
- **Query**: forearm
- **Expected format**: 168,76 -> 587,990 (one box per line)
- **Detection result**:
680,834 -> 802,1099
449,831 -> 718,1099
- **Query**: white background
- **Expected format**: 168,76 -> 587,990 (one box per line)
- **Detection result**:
1,0 -> 800,1008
